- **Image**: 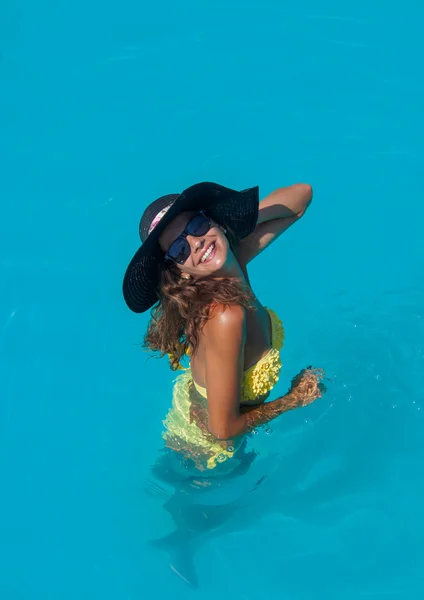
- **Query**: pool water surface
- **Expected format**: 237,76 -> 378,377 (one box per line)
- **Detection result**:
1,1 -> 423,598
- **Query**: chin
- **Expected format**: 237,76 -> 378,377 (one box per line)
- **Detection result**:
204,250 -> 230,276
194,233 -> 232,276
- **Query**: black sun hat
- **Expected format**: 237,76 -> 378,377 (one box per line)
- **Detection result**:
122,181 -> 259,313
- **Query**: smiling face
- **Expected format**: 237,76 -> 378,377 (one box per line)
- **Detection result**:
158,211 -> 234,278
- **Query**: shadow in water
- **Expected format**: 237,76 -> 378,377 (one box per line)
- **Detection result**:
145,404 -> 395,589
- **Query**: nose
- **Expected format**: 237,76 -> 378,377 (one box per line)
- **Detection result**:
186,235 -> 204,253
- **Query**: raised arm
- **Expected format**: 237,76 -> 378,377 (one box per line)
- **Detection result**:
191,303 -> 323,440
237,183 -> 313,265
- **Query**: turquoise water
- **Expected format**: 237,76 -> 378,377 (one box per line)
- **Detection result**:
1,1 -> 424,598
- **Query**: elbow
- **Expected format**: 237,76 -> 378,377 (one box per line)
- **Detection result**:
208,424 -> 235,441
296,183 -> 313,217
303,183 -> 313,202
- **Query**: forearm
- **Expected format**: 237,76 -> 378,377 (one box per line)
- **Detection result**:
190,368 -> 324,441
256,184 -> 313,224
198,392 -> 302,441
190,393 -> 298,441
231,392 -> 301,437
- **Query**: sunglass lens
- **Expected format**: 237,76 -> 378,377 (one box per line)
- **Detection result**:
186,213 -> 210,236
167,237 -> 191,264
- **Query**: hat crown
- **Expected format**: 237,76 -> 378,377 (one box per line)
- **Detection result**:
139,194 -> 179,242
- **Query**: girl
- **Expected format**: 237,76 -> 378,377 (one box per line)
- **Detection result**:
123,182 -> 324,474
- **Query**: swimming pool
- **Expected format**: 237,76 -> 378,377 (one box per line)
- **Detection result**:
1,0 -> 423,598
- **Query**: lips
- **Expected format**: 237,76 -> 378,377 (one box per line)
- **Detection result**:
199,241 -> 216,265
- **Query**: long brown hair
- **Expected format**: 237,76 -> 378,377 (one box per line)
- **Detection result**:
144,228 -> 253,370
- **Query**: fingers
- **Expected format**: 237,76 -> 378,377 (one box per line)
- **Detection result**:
292,365 -> 327,406
292,366 -> 325,381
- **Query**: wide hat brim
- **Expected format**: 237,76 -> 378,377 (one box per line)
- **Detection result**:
122,181 -> 259,313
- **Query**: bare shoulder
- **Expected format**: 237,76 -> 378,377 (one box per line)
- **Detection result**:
204,304 -> 246,343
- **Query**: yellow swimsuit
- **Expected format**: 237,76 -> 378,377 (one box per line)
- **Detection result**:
162,308 -> 284,470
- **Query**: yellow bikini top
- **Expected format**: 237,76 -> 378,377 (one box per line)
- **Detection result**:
192,307 -> 284,402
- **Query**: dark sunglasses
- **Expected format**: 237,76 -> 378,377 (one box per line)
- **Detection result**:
164,211 -> 212,265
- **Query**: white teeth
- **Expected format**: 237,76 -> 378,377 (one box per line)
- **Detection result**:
201,243 -> 215,263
